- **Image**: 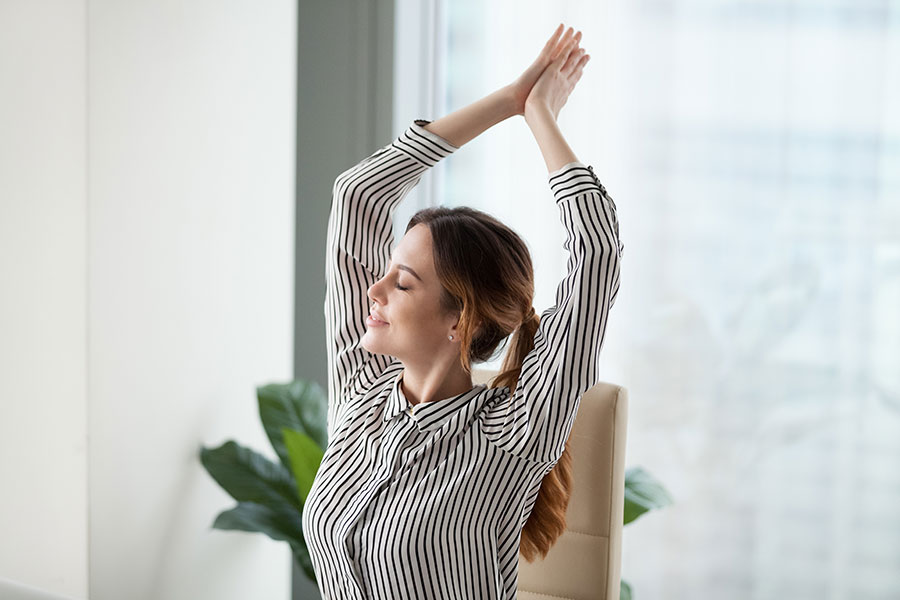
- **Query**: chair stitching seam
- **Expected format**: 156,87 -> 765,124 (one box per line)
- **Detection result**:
563,529 -> 608,538
516,591 -> 576,600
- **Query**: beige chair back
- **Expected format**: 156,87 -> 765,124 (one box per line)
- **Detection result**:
471,368 -> 628,600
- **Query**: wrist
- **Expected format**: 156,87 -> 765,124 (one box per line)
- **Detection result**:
524,101 -> 554,126
497,84 -> 524,118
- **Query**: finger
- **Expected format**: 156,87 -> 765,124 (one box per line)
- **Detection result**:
570,56 -> 589,87
553,36 -> 578,65
562,47 -> 586,75
571,69 -> 584,87
541,24 -> 565,59
551,27 -> 576,59
557,29 -> 581,55
568,30 -> 583,50
544,23 -> 564,49
555,36 -> 581,68
578,54 -> 590,70
563,32 -> 582,56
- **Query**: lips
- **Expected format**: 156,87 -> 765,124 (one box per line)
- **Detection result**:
369,311 -> 389,324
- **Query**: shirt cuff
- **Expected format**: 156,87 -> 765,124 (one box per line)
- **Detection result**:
548,162 -> 604,204
390,119 -> 460,167
548,161 -> 586,178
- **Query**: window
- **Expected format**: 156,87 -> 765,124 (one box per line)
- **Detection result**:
398,0 -> 900,597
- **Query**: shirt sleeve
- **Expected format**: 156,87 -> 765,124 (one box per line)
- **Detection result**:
478,162 -> 624,464
324,118 -> 459,437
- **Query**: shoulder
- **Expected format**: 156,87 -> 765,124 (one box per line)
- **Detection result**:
338,359 -> 403,418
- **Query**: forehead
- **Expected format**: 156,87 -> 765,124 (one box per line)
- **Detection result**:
392,224 -> 433,272
395,223 -> 431,252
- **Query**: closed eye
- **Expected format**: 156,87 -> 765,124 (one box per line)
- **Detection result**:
395,284 -> 409,291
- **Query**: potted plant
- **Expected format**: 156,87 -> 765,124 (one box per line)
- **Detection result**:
199,379 -> 329,587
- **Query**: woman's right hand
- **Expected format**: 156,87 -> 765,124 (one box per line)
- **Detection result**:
524,28 -> 590,123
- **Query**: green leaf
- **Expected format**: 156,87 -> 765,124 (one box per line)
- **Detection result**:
199,440 -> 301,512
257,380 -> 328,472
624,466 -> 674,525
199,378 -> 331,585
283,428 -> 324,504
620,578 -> 633,600
212,501 -> 305,547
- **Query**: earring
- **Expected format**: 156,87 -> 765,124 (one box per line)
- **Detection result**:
449,335 -> 454,340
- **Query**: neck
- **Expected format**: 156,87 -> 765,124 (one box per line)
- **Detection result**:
399,364 -> 474,406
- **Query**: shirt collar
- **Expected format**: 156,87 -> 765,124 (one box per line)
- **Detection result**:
382,370 -> 492,433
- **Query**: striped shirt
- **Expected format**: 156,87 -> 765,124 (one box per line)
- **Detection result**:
302,119 -> 623,599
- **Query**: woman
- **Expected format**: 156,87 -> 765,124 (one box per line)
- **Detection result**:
302,24 -> 624,599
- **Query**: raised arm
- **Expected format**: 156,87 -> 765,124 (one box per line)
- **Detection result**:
324,84 -> 523,435
324,121 -> 458,435
478,26 -> 625,464
479,161 -> 624,464
421,86 -> 518,149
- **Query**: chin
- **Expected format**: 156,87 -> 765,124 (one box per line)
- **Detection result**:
360,336 -> 386,356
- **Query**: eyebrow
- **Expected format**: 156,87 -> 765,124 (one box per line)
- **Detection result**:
389,259 -> 423,282
396,264 -> 423,282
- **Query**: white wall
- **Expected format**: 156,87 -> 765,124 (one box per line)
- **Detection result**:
0,1 -> 89,597
1,1 -> 297,598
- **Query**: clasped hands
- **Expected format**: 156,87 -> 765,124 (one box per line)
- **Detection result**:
509,24 -> 590,122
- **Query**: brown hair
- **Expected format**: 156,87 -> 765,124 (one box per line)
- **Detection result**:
405,205 -> 572,563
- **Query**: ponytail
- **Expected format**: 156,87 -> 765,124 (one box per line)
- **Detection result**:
493,310 -> 574,563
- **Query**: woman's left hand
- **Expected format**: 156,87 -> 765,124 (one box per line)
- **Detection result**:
508,24 -> 581,117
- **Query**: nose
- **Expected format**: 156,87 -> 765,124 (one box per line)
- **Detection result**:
367,275 -> 385,305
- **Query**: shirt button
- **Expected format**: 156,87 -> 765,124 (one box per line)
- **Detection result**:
587,165 -> 608,194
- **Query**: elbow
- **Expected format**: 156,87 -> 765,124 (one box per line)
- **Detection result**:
597,235 -> 623,263
331,177 -> 360,212
587,236 -> 622,264
332,172 -> 375,209
332,171 -> 352,201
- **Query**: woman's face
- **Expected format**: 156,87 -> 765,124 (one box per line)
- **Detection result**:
361,224 -> 459,361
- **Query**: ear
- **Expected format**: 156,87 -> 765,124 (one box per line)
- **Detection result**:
447,309 -> 466,334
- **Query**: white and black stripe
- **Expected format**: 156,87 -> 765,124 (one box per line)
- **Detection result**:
302,119 -> 623,599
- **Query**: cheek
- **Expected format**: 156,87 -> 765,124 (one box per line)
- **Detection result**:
395,296 -> 442,329
396,301 -> 425,326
